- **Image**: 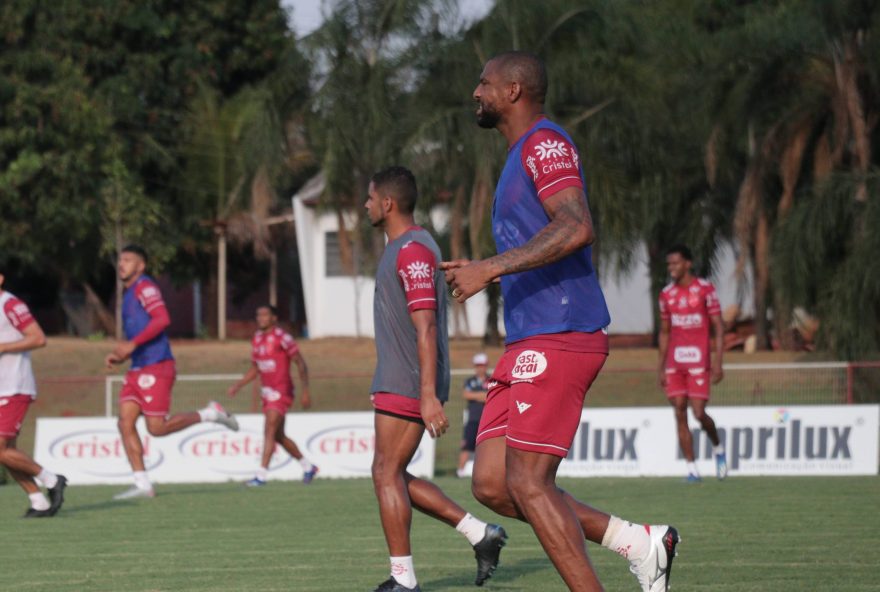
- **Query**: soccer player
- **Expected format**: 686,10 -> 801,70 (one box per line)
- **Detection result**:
227,304 -> 319,486
365,166 -> 507,592
443,51 -> 679,592
658,244 -> 727,482
105,245 -> 239,500
0,273 -> 67,518
457,353 -> 489,478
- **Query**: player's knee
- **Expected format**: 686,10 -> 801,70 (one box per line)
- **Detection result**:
471,474 -> 502,508
145,422 -> 167,436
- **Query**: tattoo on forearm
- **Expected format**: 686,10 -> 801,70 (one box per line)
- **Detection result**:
492,194 -> 591,276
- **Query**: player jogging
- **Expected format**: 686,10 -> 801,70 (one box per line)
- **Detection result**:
227,304 -> 319,486
0,273 -> 67,518
105,245 -> 239,500
443,51 -> 679,592
657,244 -> 727,482
366,166 -> 507,592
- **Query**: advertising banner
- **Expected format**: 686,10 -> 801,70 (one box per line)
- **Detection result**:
34,412 -> 435,484
558,405 -> 879,477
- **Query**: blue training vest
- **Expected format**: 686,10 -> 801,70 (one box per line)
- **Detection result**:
492,118 -> 611,343
123,275 -> 174,369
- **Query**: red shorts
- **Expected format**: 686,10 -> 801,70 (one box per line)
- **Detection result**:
0,394 -> 32,438
119,360 -> 176,417
371,392 -> 423,422
260,385 -> 294,415
664,366 -> 710,400
476,346 -> 607,458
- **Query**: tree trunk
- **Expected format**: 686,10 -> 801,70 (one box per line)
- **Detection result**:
483,283 -> 502,346
449,184 -> 469,338
217,225 -> 227,340
753,211 -> 771,350
269,248 -> 278,307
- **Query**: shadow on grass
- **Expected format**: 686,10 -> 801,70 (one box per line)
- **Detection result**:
424,556 -> 551,590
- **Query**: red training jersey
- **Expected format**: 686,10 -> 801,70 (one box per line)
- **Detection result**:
251,326 -> 299,397
396,237 -> 438,313
659,278 -> 721,368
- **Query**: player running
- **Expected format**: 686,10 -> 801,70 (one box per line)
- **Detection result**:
658,244 -> 727,482
444,51 -> 679,591
227,304 -> 318,486
105,245 -> 239,500
0,273 -> 67,518
366,167 -> 507,592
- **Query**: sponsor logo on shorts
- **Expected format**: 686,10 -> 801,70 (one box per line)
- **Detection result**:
261,387 -> 282,402
487,381 -> 499,389
673,346 -> 702,364
515,400 -> 532,414
137,374 -> 157,389
695,378 -> 705,386
0,398 -> 8,407
511,350 -> 547,380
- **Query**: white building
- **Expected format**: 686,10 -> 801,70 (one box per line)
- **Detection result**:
293,175 -> 752,338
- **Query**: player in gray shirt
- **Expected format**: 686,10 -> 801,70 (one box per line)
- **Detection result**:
365,166 -> 507,592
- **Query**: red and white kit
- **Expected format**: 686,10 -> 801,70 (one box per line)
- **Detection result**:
372,236 -> 439,420
0,291 -> 38,437
252,327 -> 300,414
476,331 -> 608,458
659,278 -> 721,399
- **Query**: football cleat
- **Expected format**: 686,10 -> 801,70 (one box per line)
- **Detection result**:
685,473 -> 702,483
372,577 -> 421,591
112,486 -> 156,501
245,478 -> 267,487
23,507 -> 53,518
208,400 -> 239,431
715,452 -> 728,480
302,466 -> 319,484
47,474 -> 68,516
629,525 -> 680,592
473,524 -> 508,586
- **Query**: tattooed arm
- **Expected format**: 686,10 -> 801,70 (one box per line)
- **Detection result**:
444,187 -> 594,301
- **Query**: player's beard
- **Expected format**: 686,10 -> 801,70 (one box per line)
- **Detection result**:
476,101 -> 501,129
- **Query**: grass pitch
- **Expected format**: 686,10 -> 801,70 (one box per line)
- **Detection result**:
2,475 -> 878,592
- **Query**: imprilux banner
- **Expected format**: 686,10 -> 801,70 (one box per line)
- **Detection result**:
558,405 -> 879,477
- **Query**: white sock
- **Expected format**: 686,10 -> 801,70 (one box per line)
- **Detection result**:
37,468 -> 58,489
686,461 -> 699,476
601,516 -> 652,562
713,443 -> 725,456
29,492 -> 50,511
256,467 -> 268,481
390,555 -> 417,588
298,457 -> 313,472
455,512 -> 489,546
198,405 -> 217,422
133,471 -> 152,491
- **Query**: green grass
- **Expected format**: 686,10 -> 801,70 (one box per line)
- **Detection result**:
2,476 -> 878,591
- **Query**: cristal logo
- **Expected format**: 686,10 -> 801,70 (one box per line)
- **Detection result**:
49,429 -> 163,476
534,139 -> 569,160
306,425 -> 421,473
407,261 -> 432,280
511,350 -> 547,380
178,428 -> 292,475
137,374 -> 157,389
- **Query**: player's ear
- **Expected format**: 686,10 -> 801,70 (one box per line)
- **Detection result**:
508,81 -> 523,103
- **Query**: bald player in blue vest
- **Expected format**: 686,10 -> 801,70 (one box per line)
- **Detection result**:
442,51 -> 680,592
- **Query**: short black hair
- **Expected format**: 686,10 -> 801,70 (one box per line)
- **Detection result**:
121,244 -> 148,264
371,166 -> 417,214
666,244 -> 693,262
490,51 -> 548,104
257,304 -> 278,316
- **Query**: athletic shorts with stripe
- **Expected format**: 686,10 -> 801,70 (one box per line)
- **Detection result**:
476,344 -> 606,458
